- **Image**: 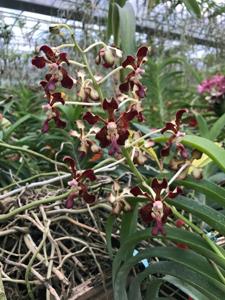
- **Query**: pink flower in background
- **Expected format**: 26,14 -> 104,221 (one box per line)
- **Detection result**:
197,74 -> 225,96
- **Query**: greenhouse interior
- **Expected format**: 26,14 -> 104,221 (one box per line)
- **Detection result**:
0,0 -> 225,299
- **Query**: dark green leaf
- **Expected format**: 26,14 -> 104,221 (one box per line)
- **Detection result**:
107,1 -> 113,39
144,278 -> 163,300
195,114 -> 209,138
120,202 -> 139,261
134,262 -> 223,299
3,114 -> 32,140
115,249 -> 225,300
167,195 -> 225,235
113,227 -> 225,284
176,177 -> 225,208
106,214 -> 116,259
128,278 -> 142,300
112,2 -> 120,45
116,0 -> 127,6
181,135 -> 225,172
209,113 -> 225,140
182,0 -> 201,17
163,275 -> 209,300
115,2 -> 136,55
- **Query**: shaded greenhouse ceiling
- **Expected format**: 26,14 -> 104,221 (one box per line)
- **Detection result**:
1,0 -> 225,49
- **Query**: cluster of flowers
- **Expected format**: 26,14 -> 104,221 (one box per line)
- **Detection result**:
198,74 -> 225,97
197,74 -> 225,116
32,45 -> 74,132
32,39 -> 190,236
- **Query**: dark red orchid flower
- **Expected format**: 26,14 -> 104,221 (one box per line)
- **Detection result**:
32,45 -> 74,95
41,92 -> 66,133
63,156 -> 96,208
131,178 -> 182,236
161,109 -> 189,158
83,98 -> 138,155
119,46 -> 148,98
32,45 -> 70,68
42,105 -> 66,133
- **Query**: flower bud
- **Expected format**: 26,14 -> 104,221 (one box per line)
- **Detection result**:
191,149 -> 202,160
175,219 -> 185,228
192,167 -> 203,179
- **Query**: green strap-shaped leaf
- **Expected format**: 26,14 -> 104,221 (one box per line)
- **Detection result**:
106,1 -> 113,39
112,2 -> 120,45
120,203 -> 138,245
107,0 -> 128,42
128,278 -> 142,300
113,227 -> 225,284
118,247 -> 225,282
195,114 -> 209,138
105,214 -> 116,259
116,0 -> 127,6
144,278 -> 163,300
3,114 -> 32,140
115,248 -> 225,300
209,113 -> 225,140
120,202 -> 139,262
115,2 -> 136,55
176,177 -> 225,208
163,275 -> 208,300
133,262 -> 223,299
182,0 -> 201,17
181,135 -> 225,172
168,196 -> 225,235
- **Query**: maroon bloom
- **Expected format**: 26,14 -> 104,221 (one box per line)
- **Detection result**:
131,178 -> 181,236
64,156 -> 96,208
32,45 -> 74,96
83,98 -> 138,155
161,109 -> 189,158
70,120 -> 101,156
119,46 -> 149,98
41,92 -> 66,133
42,106 -> 66,133
32,45 -> 70,68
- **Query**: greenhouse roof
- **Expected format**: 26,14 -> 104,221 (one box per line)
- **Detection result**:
1,0 -> 225,49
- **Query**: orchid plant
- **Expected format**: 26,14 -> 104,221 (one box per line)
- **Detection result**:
32,24 -> 225,300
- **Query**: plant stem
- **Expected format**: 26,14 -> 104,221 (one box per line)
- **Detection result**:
210,261 -> 225,285
0,174 -> 70,200
0,191 -> 70,222
0,142 -> 67,168
168,204 -> 225,260
25,228 -> 49,300
69,31 -> 104,101
67,60 -> 86,67
122,147 -> 146,185
98,66 -> 123,84
94,158 -> 125,173
126,129 -> 162,148
118,98 -> 138,108
168,204 -> 225,283
54,101 -> 101,107
168,162 -> 190,186
0,270 -> 7,300
0,171 -> 66,193
55,43 -> 74,49
83,41 -> 107,53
